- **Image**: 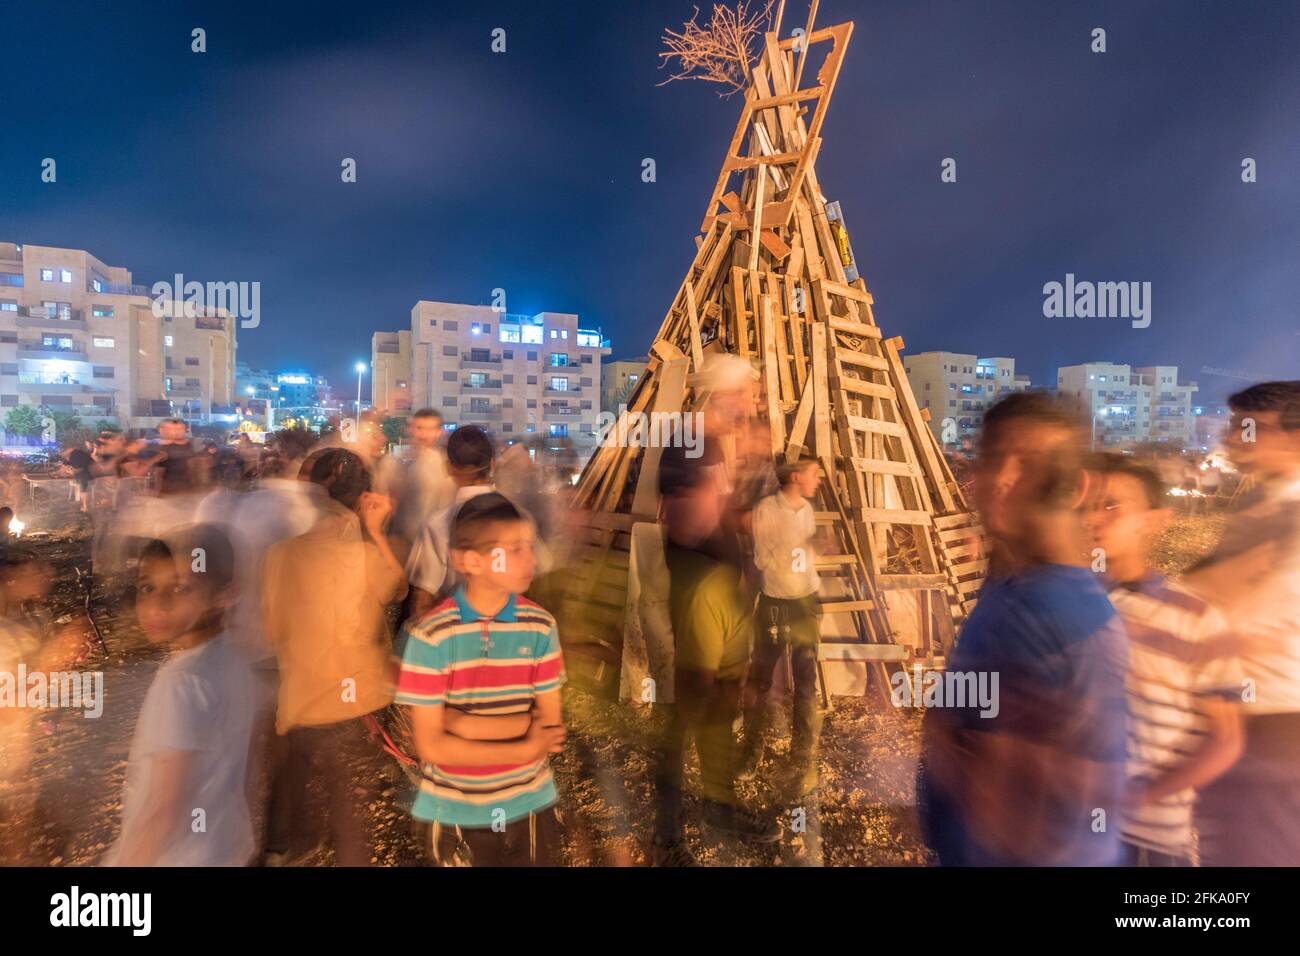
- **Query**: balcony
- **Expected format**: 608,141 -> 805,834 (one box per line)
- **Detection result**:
18,343 -> 88,361
459,404 -> 502,421
544,384 -> 581,395
460,352 -> 502,369
543,405 -> 582,421
14,306 -> 86,330
17,378 -> 114,395
86,280 -> 151,296
463,378 -> 503,392
167,385 -> 203,398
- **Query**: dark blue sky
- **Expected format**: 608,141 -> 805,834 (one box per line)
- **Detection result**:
2,0 -> 1297,403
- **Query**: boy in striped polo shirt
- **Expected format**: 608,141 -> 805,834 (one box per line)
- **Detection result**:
1084,455 -> 1245,865
395,493 -> 567,866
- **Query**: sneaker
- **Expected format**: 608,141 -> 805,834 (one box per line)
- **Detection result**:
649,839 -> 699,867
702,800 -> 781,845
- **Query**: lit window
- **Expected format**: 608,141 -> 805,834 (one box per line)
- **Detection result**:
0,301 -> 15,312
521,325 -> 543,345
500,326 -> 521,343
164,335 -> 173,346
92,306 -> 114,317
60,268 -> 72,283
92,279 -> 104,292
40,269 -> 54,281
551,377 -> 569,391
93,337 -> 115,348
550,330 -> 558,339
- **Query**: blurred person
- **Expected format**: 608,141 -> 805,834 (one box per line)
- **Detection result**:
1199,458 -> 1223,507
153,419 -> 201,496
103,525 -> 261,866
395,493 -> 566,866
1084,454 -> 1244,866
651,443 -> 779,866
738,457 -> 824,793
372,408 -> 455,547
261,448 -> 406,866
1184,381 -> 1300,866
405,426 -> 549,620
0,548 -> 85,864
58,440 -> 94,512
918,392 -> 1129,866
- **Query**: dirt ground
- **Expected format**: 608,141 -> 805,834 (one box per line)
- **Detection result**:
1,500 -> 1225,867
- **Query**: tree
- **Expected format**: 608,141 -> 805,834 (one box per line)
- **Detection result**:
381,416 -> 405,445
4,405 -> 43,440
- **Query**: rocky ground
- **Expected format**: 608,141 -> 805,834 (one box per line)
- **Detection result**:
1,498 -> 1224,867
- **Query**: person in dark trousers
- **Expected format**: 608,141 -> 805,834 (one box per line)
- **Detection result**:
651,444 -> 780,866
738,457 -> 824,794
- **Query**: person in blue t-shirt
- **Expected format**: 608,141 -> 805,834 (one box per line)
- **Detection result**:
919,392 -> 1129,866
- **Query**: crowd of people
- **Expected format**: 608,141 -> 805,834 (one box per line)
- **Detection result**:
1,367 -> 1298,868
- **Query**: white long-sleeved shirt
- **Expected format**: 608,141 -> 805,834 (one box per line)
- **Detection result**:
751,491 -> 819,599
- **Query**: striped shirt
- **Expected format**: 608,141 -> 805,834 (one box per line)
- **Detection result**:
394,586 -> 566,827
1108,573 -> 1241,856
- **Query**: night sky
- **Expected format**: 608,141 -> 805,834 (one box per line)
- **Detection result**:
2,0 -> 1297,404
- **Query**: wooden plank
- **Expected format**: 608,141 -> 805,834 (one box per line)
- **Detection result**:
810,321 -> 831,458
829,316 -> 882,339
846,415 -> 908,439
837,376 -> 896,401
818,600 -> 877,615
630,344 -> 688,517
837,350 -> 890,372
933,512 -> 979,530
784,377 -> 814,462
938,525 -> 982,544
819,642 -> 908,662
748,163 -> 766,273
851,456 -> 920,478
874,573 -> 950,590
951,558 -> 989,576
683,282 -> 705,373
821,278 -> 874,305
760,294 -> 785,453
858,507 -> 933,526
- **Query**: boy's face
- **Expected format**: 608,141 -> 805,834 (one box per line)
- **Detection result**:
408,416 -> 442,449
1083,473 -> 1168,567
1228,409 -> 1300,477
791,464 -> 821,498
135,554 -> 220,644
974,420 -> 1080,543
454,519 -> 537,594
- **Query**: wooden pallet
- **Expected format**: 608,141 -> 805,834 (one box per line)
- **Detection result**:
565,11 -> 985,674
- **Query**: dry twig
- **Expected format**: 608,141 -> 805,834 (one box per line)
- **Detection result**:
658,1 -> 775,97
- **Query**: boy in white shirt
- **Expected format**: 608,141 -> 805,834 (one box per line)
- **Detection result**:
739,458 -> 823,791
106,523 -> 260,866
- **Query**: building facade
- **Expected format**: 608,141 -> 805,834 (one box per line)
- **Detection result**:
0,241 -> 235,430
371,330 -> 412,414
1056,362 -> 1198,447
901,351 -> 1031,446
400,301 -> 611,447
601,355 -> 648,413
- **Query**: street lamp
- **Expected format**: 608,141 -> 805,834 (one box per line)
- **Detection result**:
355,361 -> 367,417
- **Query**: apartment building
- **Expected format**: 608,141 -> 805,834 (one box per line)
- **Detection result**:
1056,362 -> 1198,447
371,330 -> 412,414
901,351 -> 1031,446
403,301 -> 611,448
601,355 -> 648,413
0,241 -> 235,429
